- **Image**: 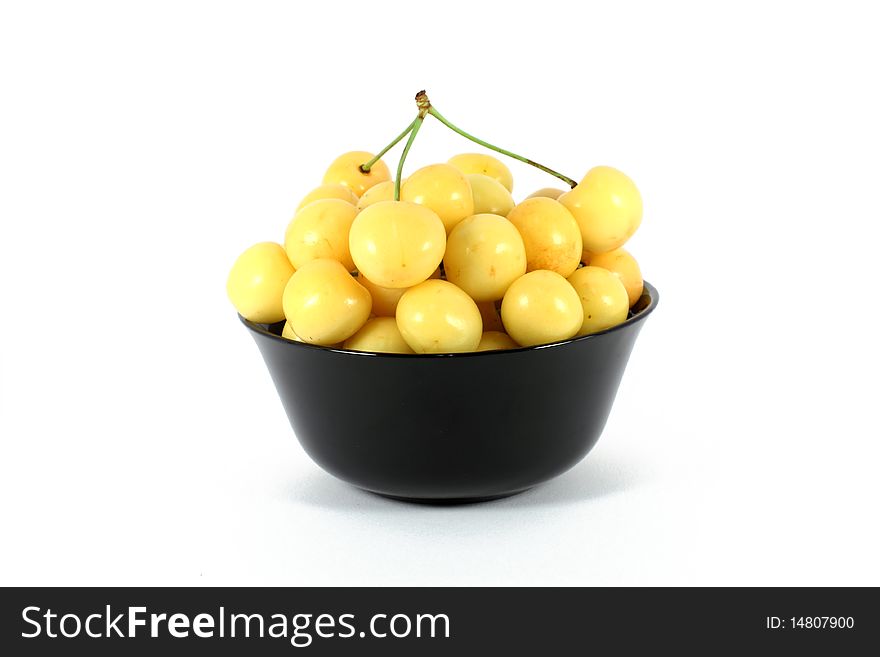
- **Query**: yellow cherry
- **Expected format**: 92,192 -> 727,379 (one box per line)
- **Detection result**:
501,270 -> 583,347
343,317 -> 415,354
282,259 -> 371,345
567,266 -> 630,336
281,321 -> 304,342
349,200 -> 446,288
357,273 -> 406,317
477,300 -> 505,332
296,184 -> 358,211
448,152 -> 514,192
444,213 -> 527,302
358,268 -> 439,317
322,151 -> 391,197
558,166 -> 642,254
356,180 -> 396,210
585,247 -> 644,307
466,174 -> 515,216
284,198 -> 358,272
227,242 -> 295,323
526,187 -> 565,200
396,279 -> 482,353
401,164 -> 474,234
281,325 -> 343,347
476,331 -> 518,352
506,197 -> 582,278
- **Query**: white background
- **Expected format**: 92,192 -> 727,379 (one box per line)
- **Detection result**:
1,0 -> 878,586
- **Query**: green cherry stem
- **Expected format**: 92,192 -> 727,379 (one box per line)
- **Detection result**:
426,105 -> 578,189
394,114 -> 425,201
360,118 -> 417,173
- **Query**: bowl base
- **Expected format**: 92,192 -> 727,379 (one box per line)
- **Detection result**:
369,488 -> 532,505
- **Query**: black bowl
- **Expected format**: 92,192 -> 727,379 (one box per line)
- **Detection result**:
241,281 -> 657,503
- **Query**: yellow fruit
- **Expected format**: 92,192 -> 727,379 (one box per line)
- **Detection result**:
296,184 -> 358,211
567,266 -> 629,336
357,274 -> 406,317
282,259 -> 371,345
444,214 -> 527,302
476,331 -> 518,352
349,200 -> 446,288
466,174 -> 515,216
526,187 -> 565,200
284,198 -> 358,271
501,270 -> 583,347
227,242 -> 295,323
448,153 -> 514,192
356,180 -> 395,210
343,317 -> 415,354
586,247 -> 644,307
281,321 -> 304,342
401,164 -> 474,233
506,197 -> 582,278
396,279 -> 482,353
558,166 -> 642,254
477,300 -> 504,332
281,323 -> 342,347
358,268 -> 439,317
322,151 -> 390,197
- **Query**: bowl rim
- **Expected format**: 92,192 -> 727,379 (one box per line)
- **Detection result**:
240,280 -> 658,359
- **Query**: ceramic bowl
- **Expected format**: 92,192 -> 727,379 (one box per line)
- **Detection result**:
241,282 -> 657,503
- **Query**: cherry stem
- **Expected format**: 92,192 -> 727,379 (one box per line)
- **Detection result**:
394,114 -> 425,201
360,118 -> 417,173
426,105 -> 578,189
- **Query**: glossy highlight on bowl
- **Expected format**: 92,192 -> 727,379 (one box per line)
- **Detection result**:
241,282 -> 658,503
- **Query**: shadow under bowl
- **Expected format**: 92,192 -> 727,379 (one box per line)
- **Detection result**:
241,281 -> 658,503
